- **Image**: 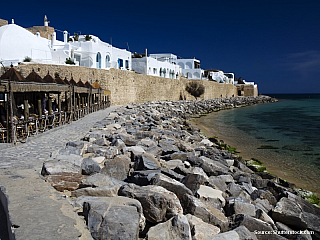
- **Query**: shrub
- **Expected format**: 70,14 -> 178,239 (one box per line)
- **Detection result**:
186,81 -> 205,100
85,34 -> 92,41
54,72 -> 59,78
65,58 -> 75,65
23,56 -> 32,62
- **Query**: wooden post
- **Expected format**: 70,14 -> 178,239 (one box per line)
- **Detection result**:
38,99 -> 42,119
24,100 -> 29,120
6,93 -> 9,143
48,98 -> 52,115
8,80 -> 14,144
58,94 -> 61,113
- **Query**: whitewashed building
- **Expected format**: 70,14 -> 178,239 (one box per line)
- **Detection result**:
0,18 -> 131,71
175,58 -> 204,80
51,33 -> 131,70
0,23 -> 52,66
132,52 -> 180,79
147,54 -> 204,80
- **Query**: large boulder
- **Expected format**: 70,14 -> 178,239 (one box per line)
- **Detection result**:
203,230 -> 239,240
81,173 -> 125,188
41,155 -> 83,175
200,156 -> 230,176
147,214 -> 192,240
118,183 -> 182,223
151,173 -> 193,199
127,170 -> 161,186
46,172 -> 87,191
197,185 -> 226,207
82,196 -> 145,240
181,194 -> 229,232
134,152 -> 161,170
182,174 -> 206,194
101,155 -> 131,180
272,195 -> 320,236
81,158 -> 101,175
186,214 -> 220,240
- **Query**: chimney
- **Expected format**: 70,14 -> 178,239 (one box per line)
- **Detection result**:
63,31 -> 68,43
145,48 -> 148,58
52,32 -> 56,47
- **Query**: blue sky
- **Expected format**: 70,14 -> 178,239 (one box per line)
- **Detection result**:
1,0 -> 319,93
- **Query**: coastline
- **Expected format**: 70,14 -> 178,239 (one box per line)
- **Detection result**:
37,96 -> 320,239
189,105 -> 320,198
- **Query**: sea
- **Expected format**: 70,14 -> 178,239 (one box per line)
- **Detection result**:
192,94 -> 320,196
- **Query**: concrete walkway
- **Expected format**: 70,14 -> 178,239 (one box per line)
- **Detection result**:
0,106 -> 119,240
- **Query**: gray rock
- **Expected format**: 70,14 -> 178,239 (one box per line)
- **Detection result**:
81,158 -> 101,175
100,155 -> 131,180
234,201 -> 256,217
171,152 -> 188,161
118,183 -> 182,223
272,197 -> 308,229
233,225 -> 258,240
82,196 -> 144,239
151,173 -> 193,199
71,185 -> 120,198
93,137 -> 110,146
137,138 -> 162,156
41,157 -> 82,175
203,230 -> 239,240
147,214 -> 192,240
134,152 -> 161,170
197,185 -> 226,207
256,209 -> 275,226
181,194 -> 229,232
182,174 -> 206,194
81,173 -> 125,188
231,214 -> 274,233
186,214 -> 220,240
200,156 -> 230,176
158,139 -> 179,155
127,170 -> 161,186
165,159 -> 184,169
160,168 -> 185,181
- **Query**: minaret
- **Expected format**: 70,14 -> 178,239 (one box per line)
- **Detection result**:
44,15 -> 49,26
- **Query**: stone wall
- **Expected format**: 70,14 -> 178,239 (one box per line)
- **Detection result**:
0,19 -> 8,27
7,63 -> 240,106
26,26 -> 54,39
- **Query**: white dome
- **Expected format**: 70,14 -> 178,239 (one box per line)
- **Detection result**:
0,24 -> 52,65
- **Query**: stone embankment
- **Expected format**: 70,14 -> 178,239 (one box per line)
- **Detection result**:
41,96 -> 320,240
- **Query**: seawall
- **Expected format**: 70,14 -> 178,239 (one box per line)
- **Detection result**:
10,63 -> 241,105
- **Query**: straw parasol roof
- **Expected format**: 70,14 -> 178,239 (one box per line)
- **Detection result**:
25,70 -> 43,83
54,76 -> 65,85
42,72 -> 55,83
77,79 -> 85,87
84,81 -> 92,88
63,77 -> 70,85
69,77 -> 77,86
92,80 -> 101,89
0,67 -> 25,81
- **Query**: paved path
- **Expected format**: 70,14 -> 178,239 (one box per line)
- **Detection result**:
0,106 -> 119,240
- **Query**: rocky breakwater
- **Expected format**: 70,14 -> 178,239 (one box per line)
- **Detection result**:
41,96 -> 320,240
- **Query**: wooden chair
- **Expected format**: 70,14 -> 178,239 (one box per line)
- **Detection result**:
0,122 -> 6,143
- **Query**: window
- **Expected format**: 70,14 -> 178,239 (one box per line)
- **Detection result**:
118,58 -> 123,68
105,55 -> 110,68
96,52 -> 101,69
125,60 -> 129,69
153,68 -> 157,74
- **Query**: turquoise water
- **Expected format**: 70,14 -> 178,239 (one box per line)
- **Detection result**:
197,94 -> 320,195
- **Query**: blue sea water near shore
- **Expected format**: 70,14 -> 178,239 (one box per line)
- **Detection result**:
193,94 -> 320,196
